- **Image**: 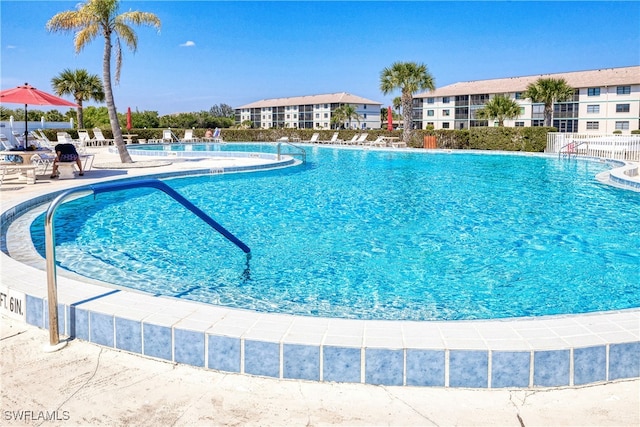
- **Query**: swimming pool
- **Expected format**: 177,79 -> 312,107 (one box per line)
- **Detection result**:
30,144 -> 640,321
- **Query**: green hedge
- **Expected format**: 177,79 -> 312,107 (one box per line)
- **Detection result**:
43,126 -> 553,152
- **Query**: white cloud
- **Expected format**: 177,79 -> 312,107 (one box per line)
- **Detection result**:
6,45 -> 17,49
180,41 -> 196,47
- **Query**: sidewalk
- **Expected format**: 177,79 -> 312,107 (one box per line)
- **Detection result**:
2,316 -> 638,426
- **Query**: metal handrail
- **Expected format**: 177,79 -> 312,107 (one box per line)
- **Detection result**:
44,178 -> 250,348
277,141 -> 306,163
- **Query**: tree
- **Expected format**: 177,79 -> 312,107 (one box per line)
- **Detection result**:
523,77 -> 574,127
51,68 -> 105,129
380,62 -> 435,143
210,104 -> 235,118
475,94 -> 522,127
47,0 -> 161,163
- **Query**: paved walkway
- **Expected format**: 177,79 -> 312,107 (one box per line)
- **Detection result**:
1,146 -> 639,426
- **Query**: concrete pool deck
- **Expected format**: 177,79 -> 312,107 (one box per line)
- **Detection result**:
1,145 -> 639,425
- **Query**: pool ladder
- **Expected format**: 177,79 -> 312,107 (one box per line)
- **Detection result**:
277,141 -> 306,164
44,178 -> 250,350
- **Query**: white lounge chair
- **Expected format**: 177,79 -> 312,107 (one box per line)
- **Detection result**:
355,133 -> 369,145
182,129 -> 199,143
276,136 -> 289,142
323,132 -> 341,144
77,129 -> 92,146
92,128 -> 114,146
341,134 -> 359,145
305,133 -> 320,143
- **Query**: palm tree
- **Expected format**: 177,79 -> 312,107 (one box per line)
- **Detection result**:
380,62 -> 435,144
523,77 -> 574,127
47,0 -> 160,163
51,68 -> 104,129
475,94 -> 522,127
340,104 -> 361,129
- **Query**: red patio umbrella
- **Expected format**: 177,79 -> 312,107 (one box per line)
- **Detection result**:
387,106 -> 393,131
126,107 -> 132,131
0,82 -> 78,147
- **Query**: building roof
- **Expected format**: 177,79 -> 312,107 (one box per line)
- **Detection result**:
236,92 -> 382,109
417,66 -> 640,98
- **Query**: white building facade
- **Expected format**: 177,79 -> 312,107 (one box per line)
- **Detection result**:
235,92 -> 382,130
414,66 -> 640,134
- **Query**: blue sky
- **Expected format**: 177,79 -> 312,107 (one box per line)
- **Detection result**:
1,1 -> 639,115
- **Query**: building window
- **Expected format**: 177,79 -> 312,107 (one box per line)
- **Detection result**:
315,113 -> 319,119
442,122 -> 450,129
443,109 -> 450,116
615,121 -> 629,130
515,92 -> 523,100
586,121 -> 599,130
363,113 -> 367,119
324,113 -> 328,118
324,104 -> 328,108
427,97 -> 435,104
587,105 -> 600,113
427,110 -> 434,116
442,97 -> 450,103
587,87 -> 600,96
515,122 -> 524,127
616,86 -> 631,95
363,105 -> 367,109
616,104 -> 630,113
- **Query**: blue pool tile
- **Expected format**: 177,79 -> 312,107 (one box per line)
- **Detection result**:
491,351 -> 530,388
323,346 -> 361,383
25,295 -> 43,328
208,335 -> 241,373
115,317 -> 142,354
406,350 -> 445,387
283,344 -> 320,381
245,340 -> 280,378
574,346 -> 606,385
449,350 -> 488,388
174,328 -> 205,367
143,323 -> 172,361
69,306 -> 89,340
365,348 -> 403,386
90,312 -> 114,347
609,342 -> 640,380
534,350 -> 570,387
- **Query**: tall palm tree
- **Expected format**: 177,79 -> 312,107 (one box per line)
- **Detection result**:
47,0 -> 160,163
380,61 -> 435,144
475,94 -> 522,127
523,77 -> 574,127
51,68 -> 105,129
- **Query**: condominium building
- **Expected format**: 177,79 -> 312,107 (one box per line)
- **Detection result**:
235,92 -> 382,130
414,66 -> 640,134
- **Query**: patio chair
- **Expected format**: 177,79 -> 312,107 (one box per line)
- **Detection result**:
322,132 -> 341,144
305,133 -> 320,143
77,129 -> 92,146
181,129 -> 199,143
92,128 -> 114,146
355,133 -> 369,145
341,134 -> 359,145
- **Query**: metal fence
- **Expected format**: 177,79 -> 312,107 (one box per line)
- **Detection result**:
547,132 -> 640,161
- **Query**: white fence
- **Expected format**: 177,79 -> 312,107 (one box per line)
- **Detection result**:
0,120 -> 72,147
547,133 -> 640,162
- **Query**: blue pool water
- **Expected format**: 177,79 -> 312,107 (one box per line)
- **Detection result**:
31,145 -> 640,320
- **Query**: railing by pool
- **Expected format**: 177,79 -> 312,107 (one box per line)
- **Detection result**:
547,132 -> 640,161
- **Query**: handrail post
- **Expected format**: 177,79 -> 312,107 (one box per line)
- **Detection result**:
43,179 -> 250,351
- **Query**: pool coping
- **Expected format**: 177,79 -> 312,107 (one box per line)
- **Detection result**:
1,147 -> 638,388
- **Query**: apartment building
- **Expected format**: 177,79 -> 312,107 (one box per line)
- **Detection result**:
235,92 -> 382,130
414,66 -> 640,134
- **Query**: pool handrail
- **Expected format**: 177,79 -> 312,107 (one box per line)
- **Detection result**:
277,141 -> 306,163
44,178 -> 250,348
